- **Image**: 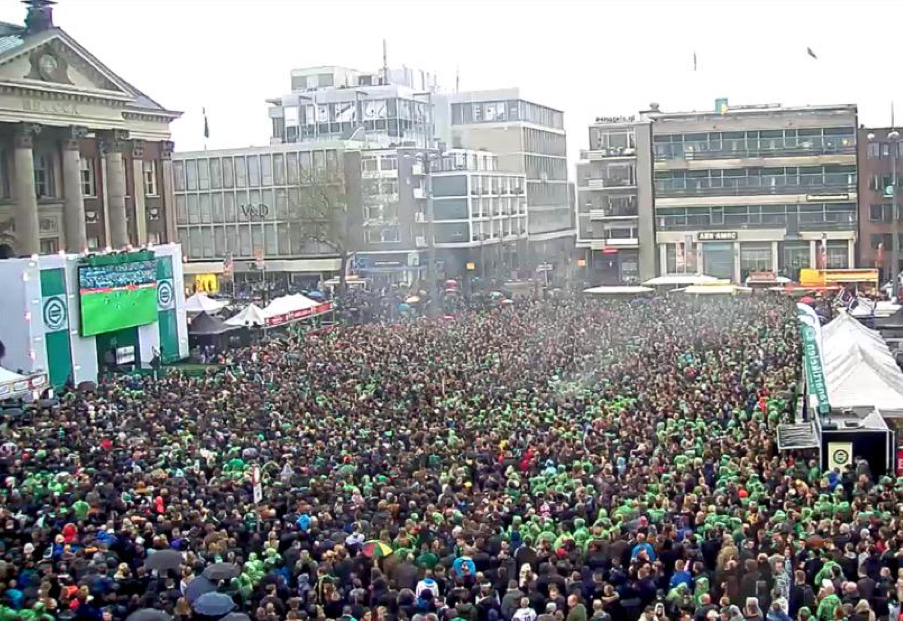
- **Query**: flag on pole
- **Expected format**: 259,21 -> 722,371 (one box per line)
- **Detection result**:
693,51 -> 697,72
203,107 -> 210,139
806,47 -> 818,60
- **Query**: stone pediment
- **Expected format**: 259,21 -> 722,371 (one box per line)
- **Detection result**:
0,29 -> 167,111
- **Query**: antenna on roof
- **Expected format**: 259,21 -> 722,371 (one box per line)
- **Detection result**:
456,65 -> 460,93
382,39 -> 389,84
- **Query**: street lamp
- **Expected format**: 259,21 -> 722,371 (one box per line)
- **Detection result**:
869,130 -> 902,299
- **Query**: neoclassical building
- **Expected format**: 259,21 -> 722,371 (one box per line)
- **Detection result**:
0,0 -> 181,257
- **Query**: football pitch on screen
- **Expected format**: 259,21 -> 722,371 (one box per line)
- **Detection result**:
80,284 -> 158,336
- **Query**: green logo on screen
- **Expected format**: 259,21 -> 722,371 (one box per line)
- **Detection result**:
157,280 -> 173,309
43,296 -> 66,332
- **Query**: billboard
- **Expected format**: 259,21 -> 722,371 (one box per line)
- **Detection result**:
78,252 -> 158,337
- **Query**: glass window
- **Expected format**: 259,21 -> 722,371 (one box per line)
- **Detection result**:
173,161 -> 185,191
214,227 -> 225,256
199,194 -> 212,223
868,143 -> 880,159
198,159 -> 210,190
187,194 -> 199,224
224,192 -> 236,221
286,153 -> 298,184
80,157 -> 96,197
260,154 -> 273,186
222,157 -> 234,188
239,225 -> 251,256
273,154 -> 285,185
209,158 -> 222,189
234,156 -> 247,187
248,155 -> 260,186
175,195 -> 186,224
212,193 -> 223,222
826,240 -> 849,268
143,160 -> 158,196
185,159 -> 198,190
380,155 -> 397,171
265,224 -> 278,256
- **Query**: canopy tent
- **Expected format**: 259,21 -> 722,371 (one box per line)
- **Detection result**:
184,293 -> 228,314
0,367 -> 48,401
261,294 -> 332,328
643,274 -> 720,287
680,284 -> 751,295
583,285 -> 654,296
820,312 -> 903,413
225,304 -> 267,327
188,312 -> 242,336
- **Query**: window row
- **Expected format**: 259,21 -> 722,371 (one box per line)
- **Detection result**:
450,100 -> 564,129
174,150 -> 341,192
524,128 -> 567,157
656,202 -> 857,229
653,127 -> 855,159
175,189 -> 309,225
866,141 -> 903,159
655,165 -> 856,193
178,223 -> 337,259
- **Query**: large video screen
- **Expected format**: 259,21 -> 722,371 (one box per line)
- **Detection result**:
78,257 -> 158,337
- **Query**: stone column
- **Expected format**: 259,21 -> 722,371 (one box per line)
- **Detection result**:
12,123 -> 41,256
131,140 -> 147,245
101,130 -> 129,249
160,141 -> 176,245
61,125 -> 88,253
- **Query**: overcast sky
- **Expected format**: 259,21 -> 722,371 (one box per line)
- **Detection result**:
4,0 -> 903,164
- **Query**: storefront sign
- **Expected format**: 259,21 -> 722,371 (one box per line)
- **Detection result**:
240,204 -> 270,219
698,231 -> 737,241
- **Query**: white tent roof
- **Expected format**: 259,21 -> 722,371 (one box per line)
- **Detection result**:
681,284 -> 751,295
0,367 -> 47,400
184,292 -> 228,314
583,285 -> 654,295
820,312 -> 903,412
643,274 -> 720,286
225,304 -> 267,327
261,294 -> 320,318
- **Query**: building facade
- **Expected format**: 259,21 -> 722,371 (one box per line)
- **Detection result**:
268,65 -> 436,149
857,127 -> 903,275
0,1 -> 180,258
434,89 -> 573,278
650,103 -> 858,282
172,141 -> 363,288
575,116 -> 655,283
430,149 -> 527,280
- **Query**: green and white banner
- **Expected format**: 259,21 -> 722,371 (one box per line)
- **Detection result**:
797,303 -> 829,416
40,268 -> 73,387
156,256 -> 180,363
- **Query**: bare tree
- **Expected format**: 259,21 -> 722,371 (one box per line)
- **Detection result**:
293,167 -> 354,296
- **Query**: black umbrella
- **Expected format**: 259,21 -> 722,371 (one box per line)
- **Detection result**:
143,549 -> 182,573
126,610 -> 172,621
77,380 -> 97,392
202,562 -> 239,581
192,592 -> 235,617
221,614 -> 251,621
184,576 -> 216,603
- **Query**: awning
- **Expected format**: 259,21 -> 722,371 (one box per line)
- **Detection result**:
225,304 -> 267,327
0,367 -> 47,400
583,286 -> 654,296
643,274 -> 720,287
184,293 -> 228,314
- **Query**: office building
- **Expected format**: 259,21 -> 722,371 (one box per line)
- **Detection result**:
650,103 -> 858,282
434,89 -> 573,277
857,127 -> 903,275
172,141 -> 363,289
0,0 -> 181,258
575,116 -> 655,283
267,65 -> 437,149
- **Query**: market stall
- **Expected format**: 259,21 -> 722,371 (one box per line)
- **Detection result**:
225,304 -> 267,328
184,292 -> 229,315
0,367 -> 48,401
583,285 -> 654,297
261,294 -> 333,329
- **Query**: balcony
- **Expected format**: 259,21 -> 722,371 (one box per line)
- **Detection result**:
588,209 -> 639,220
656,214 -> 857,232
413,188 -> 426,199
587,177 -> 636,190
580,148 -> 637,161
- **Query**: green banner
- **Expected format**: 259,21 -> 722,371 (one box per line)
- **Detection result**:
799,317 -> 830,415
40,268 -> 73,388
156,256 -> 180,363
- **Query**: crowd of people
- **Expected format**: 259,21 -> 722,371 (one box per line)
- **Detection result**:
0,296 -> 899,621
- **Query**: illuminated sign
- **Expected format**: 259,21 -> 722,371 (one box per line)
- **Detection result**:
698,231 -> 737,241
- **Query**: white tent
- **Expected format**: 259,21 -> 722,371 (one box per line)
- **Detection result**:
0,367 -> 47,400
681,284 -> 751,295
820,312 -> 903,413
184,292 -> 228,314
643,274 -> 720,287
225,304 -> 267,327
262,294 -> 319,317
583,285 -> 654,296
